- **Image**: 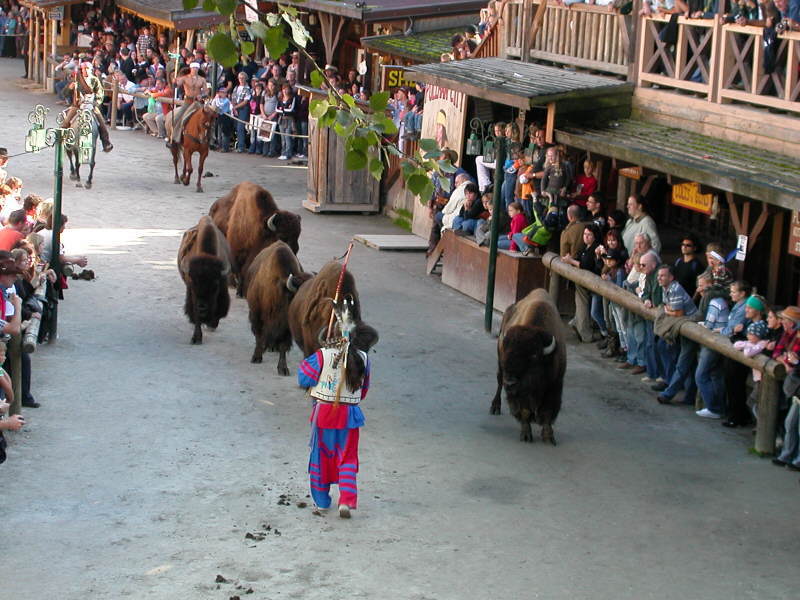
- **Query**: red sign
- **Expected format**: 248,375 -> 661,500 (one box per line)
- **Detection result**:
789,211 -> 800,257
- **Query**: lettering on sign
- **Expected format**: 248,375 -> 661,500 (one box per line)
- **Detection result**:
671,182 -> 713,215
382,67 -> 416,90
619,166 -> 642,180
789,211 -> 800,257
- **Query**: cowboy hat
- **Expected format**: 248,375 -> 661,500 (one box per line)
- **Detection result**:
778,306 -> 800,323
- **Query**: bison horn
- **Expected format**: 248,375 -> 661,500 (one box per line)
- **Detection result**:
266,213 -> 278,232
543,335 -> 557,355
286,275 -> 298,293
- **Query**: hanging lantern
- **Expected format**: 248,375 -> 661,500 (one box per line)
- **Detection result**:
465,117 -> 485,156
483,134 -> 496,163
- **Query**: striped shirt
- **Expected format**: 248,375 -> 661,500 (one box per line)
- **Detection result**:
232,85 -> 252,105
662,281 -> 697,316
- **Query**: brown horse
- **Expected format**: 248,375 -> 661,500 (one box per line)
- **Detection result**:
167,103 -> 217,193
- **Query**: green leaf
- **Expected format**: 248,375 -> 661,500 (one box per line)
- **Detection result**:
310,70 -> 324,89
439,176 -> 451,193
182,0 -> 198,9
241,40 -> 255,56
369,91 -> 390,113
366,130 -> 381,147
373,115 -> 397,135
401,160 -> 416,180
202,0 -> 214,10
407,173 -> 430,197
369,158 -> 384,181
438,159 -> 457,174
342,94 -> 356,109
350,106 -> 366,120
345,150 -> 367,171
386,144 -> 403,158
248,20 -> 268,40
309,99 -> 329,119
419,138 -> 439,153
281,4 -> 299,17
283,12 -> 312,47
264,25 -> 289,59
350,136 -> 368,153
336,110 -> 354,128
266,12 -> 280,27
215,0 -> 236,15
319,107 -> 337,128
207,32 -> 238,68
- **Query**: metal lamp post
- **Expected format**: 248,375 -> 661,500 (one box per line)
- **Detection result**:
24,104 -> 89,341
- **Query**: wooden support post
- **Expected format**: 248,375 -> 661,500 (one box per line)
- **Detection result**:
27,11 -> 34,80
767,210 -> 785,302
33,12 -> 40,85
520,0 -> 533,63
755,374 -> 779,455
545,101 -> 556,144
110,81 -> 119,130
737,201 -> 750,279
616,167 -> 628,211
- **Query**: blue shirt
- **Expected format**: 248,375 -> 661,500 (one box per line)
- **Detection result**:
722,299 -> 747,337
703,297 -> 729,332
663,281 -> 697,317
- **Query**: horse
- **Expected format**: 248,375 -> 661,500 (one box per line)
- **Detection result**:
65,108 -> 99,189
166,103 -> 217,193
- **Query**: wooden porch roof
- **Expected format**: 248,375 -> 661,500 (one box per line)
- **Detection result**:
361,28 -> 466,63
117,0 -> 225,31
556,119 -> 800,211
409,58 -> 633,109
281,0 -> 485,22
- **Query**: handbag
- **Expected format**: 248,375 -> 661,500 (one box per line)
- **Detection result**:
521,203 -> 553,247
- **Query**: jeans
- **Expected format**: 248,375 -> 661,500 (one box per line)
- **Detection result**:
249,131 -> 263,154
457,218 -> 478,234
626,314 -> 646,367
655,337 -> 679,383
777,402 -> 800,467
643,321 -> 658,378
215,115 -> 232,151
279,116 -> 295,157
296,119 -> 308,155
661,337 -> 698,403
590,294 -> 607,335
235,106 -> 250,152
610,302 -> 628,349
497,237 -> 512,250
501,171 -> 516,211
695,347 -> 725,414
511,233 -> 530,252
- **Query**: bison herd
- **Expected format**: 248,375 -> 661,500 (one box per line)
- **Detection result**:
177,181 -> 567,445
177,181 -> 377,379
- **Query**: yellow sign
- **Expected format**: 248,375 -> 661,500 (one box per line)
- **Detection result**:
672,182 -> 713,215
382,66 -> 416,90
619,166 -> 642,180
789,211 -> 800,257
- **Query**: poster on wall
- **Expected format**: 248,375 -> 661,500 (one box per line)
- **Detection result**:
411,84 -> 468,238
789,211 -> 800,257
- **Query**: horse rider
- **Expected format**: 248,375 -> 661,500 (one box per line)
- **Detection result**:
62,60 -> 113,153
169,62 -> 208,145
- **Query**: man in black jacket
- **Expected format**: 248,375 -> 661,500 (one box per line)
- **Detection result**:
452,183 -> 482,235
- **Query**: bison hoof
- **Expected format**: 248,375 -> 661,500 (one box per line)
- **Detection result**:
85,182 -> 92,189
277,366 -> 290,376
174,177 -> 180,184
490,403 -> 501,415
251,355 -> 263,364
191,336 -> 202,345
196,187 -> 203,193
541,426 -> 556,446
520,426 -> 534,443
69,173 -> 78,181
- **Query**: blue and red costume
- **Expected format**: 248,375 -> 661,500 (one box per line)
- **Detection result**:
298,349 -> 371,510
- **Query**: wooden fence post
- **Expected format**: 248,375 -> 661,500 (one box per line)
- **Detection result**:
755,374 -> 779,455
110,81 -> 118,130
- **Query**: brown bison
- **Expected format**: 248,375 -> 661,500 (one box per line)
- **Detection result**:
208,192 -> 234,236
288,261 -> 363,357
178,215 -> 233,345
246,241 -> 312,375
221,181 -> 302,296
491,288 -> 566,444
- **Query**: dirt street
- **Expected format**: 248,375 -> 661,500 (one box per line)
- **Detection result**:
1,58 -> 797,599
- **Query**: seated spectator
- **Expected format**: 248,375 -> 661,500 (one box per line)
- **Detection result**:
497,201 -> 528,251
452,183 -> 482,235
694,273 -> 730,419
732,319 -> 769,417
622,195 -> 661,256
440,174 -> 474,232
475,121 -> 505,193
474,194 -> 495,247
39,214 -> 88,271
674,233 -> 703,297
0,210 -> 27,251
563,224 -> 603,343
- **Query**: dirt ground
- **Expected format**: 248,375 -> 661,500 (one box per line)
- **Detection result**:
1,57 -> 798,600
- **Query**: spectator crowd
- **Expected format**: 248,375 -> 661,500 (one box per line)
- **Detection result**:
0,148 -> 89,463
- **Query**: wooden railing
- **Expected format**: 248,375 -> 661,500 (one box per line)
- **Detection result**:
503,0 -> 631,76
638,14 -> 718,98
385,138 -> 418,189
473,21 -> 501,58
636,15 -> 800,114
718,25 -> 800,113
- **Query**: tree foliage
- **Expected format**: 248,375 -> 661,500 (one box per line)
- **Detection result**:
182,0 -> 450,203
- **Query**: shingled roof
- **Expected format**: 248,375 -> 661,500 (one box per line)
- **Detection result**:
361,28 -> 466,63
281,0 -> 485,21
117,0 -> 225,30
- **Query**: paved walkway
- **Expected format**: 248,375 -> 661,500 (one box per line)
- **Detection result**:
1,57 -> 797,599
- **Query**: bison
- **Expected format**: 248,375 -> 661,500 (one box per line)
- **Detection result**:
491,288 -> 566,444
221,181 -> 302,297
208,192 -> 234,236
246,241 -> 312,375
288,261 -> 362,357
177,215 -> 233,345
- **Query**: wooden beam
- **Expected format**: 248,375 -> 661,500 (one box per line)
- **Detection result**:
726,192 -> 743,235
767,210 -> 784,302
545,101 -> 556,144
748,201 -> 770,250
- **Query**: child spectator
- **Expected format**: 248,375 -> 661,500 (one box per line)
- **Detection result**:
497,201 -> 528,252
570,160 -> 598,207
703,243 -> 734,292
474,194 -> 494,247
211,87 -> 233,152
733,319 -> 769,406
501,143 -> 522,211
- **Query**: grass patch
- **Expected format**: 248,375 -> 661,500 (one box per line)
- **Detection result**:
393,217 -> 412,232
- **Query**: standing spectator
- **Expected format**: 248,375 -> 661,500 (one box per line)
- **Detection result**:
0,210 -> 27,251
621,195 -> 661,256
135,26 -> 156,60
563,224 -> 603,342
262,79 -> 281,157
674,233 -> 703,297
771,306 -> 800,471
295,91 -> 309,159
248,80 -> 265,155
694,273 -> 730,419
585,193 -> 606,232
570,160 -> 598,207
276,83 -> 297,160
653,264 -> 698,393
231,71 -> 252,153
541,146 -> 573,211
210,87 -> 233,152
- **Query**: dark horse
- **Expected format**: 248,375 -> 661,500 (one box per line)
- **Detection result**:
167,103 -> 217,193
65,108 -> 99,189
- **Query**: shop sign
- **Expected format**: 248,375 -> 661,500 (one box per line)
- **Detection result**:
671,182 -> 713,215
381,66 -> 416,91
619,166 -> 642,180
789,211 -> 800,257
419,84 -> 467,165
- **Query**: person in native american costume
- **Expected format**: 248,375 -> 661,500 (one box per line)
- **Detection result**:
297,300 -> 378,519
169,62 -> 207,145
